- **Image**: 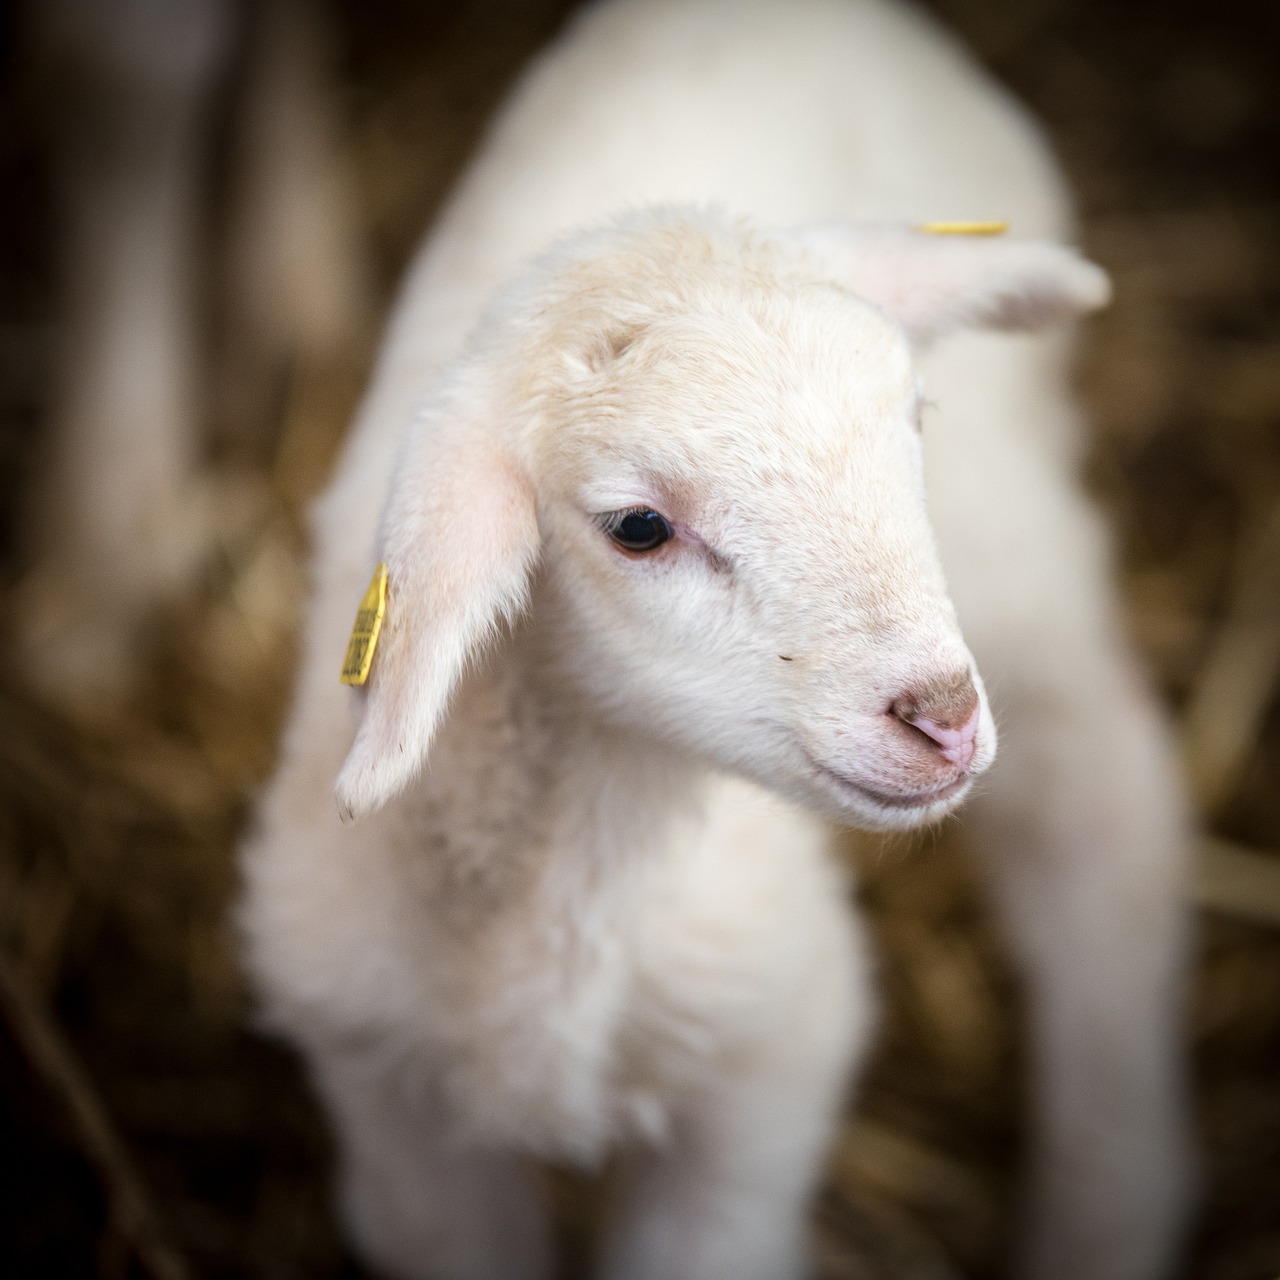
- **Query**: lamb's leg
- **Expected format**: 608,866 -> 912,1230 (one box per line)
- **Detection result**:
964,650 -> 1194,1280
310,1049 -> 552,1280
600,1076 -> 833,1280
600,919 -> 870,1280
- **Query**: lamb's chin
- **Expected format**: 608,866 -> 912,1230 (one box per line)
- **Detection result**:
807,765 -> 974,831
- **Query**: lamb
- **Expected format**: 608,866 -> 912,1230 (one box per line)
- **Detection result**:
239,1 -> 1193,1278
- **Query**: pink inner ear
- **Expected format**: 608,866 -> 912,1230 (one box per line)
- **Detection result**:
411,448 -> 537,611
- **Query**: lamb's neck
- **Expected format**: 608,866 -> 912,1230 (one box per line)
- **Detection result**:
544,715 -> 710,880
408,635 -> 713,917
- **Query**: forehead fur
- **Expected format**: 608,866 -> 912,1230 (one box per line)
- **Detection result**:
517,213 -> 917,496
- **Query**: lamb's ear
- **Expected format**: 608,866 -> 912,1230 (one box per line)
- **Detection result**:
334,402 -> 539,821
781,224 -> 1110,346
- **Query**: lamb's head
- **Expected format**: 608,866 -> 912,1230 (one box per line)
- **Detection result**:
335,211 -> 1109,827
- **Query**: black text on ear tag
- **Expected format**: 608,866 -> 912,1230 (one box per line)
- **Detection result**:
341,563 -> 388,686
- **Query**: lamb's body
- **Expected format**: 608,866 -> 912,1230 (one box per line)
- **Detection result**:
241,2 -> 1191,1278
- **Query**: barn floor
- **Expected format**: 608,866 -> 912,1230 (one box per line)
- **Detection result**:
0,1 -> 1277,1276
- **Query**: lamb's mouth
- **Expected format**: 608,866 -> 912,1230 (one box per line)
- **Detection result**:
809,760 -> 972,812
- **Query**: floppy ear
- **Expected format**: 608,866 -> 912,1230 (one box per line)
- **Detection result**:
334,392 -> 540,821
780,224 -> 1110,346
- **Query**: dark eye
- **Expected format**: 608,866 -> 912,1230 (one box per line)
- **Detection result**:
602,508 -> 673,553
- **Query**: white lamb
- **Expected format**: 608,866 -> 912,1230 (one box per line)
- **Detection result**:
239,1 -> 1193,1278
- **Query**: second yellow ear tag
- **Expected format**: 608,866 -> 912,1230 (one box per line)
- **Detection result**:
919,221 -> 1010,236
340,563 -> 388,686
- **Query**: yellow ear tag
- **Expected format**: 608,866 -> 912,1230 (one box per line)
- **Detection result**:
340,563 -> 388,686
919,221 -> 1010,236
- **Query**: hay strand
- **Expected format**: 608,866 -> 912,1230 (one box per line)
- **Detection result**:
0,952 -> 190,1280
1181,496 -> 1280,812
1194,837 -> 1280,930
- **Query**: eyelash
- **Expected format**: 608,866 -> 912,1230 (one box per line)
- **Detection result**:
597,509 -> 635,535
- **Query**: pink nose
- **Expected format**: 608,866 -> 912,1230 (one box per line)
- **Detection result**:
891,680 -> 981,770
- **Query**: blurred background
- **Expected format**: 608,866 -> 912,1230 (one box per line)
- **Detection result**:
0,0 -> 1276,1275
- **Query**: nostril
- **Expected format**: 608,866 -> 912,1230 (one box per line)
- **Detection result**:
890,680 -> 981,769
903,706 -> 979,767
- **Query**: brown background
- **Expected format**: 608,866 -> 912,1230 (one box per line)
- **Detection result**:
0,0 -> 1277,1276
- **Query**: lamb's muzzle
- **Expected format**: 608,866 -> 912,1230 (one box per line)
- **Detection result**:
891,676 -> 981,769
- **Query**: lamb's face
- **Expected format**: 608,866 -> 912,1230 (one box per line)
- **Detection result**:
534,283 -> 995,831
335,216 -> 1102,822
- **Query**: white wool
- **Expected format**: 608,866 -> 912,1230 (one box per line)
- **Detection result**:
240,3 -> 1192,1279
